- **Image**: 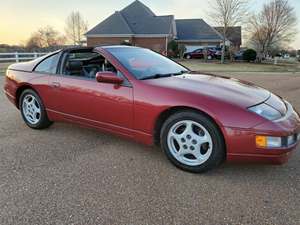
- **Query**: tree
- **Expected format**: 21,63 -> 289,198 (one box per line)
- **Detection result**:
26,26 -> 65,49
167,40 -> 179,57
178,44 -> 187,59
243,49 -> 257,62
210,0 -> 247,63
248,0 -> 297,62
209,0 -> 248,63
65,11 -> 88,45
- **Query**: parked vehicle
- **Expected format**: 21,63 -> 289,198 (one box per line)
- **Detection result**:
234,50 -> 245,61
183,48 -> 215,59
209,47 -> 222,59
4,46 -> 300,173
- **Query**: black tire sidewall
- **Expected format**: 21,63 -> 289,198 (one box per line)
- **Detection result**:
19,89 -> 52,129
160,111 -> 225,173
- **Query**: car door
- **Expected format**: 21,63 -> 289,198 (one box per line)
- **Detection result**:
48,49 -> 134,134
192,49 -> 203,58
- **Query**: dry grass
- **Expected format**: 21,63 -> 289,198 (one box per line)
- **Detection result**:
178,59 -> 300,73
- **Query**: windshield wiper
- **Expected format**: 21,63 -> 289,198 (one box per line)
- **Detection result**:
140,70 -> 189,80
140,73 -> 173,80
173,70 -> 189,75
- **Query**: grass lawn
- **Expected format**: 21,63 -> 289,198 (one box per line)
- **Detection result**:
178,60 -> 300,73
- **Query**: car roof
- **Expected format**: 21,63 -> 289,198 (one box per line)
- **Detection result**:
97,45 -> 140,50
60,45 -> 141,53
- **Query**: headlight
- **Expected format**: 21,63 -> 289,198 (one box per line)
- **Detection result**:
248,103 -> 281,121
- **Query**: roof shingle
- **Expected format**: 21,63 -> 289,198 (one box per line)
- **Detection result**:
175,19 -> 223,41
86,0 -> 173,36
214,26 -> 242,46
86,11 -> 133,35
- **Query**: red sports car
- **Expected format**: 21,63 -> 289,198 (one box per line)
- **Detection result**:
4,46 -> 300,173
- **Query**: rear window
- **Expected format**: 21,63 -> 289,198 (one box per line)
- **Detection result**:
34,53 -> 60,74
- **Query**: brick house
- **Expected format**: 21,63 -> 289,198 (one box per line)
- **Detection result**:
86,0 -> 241,53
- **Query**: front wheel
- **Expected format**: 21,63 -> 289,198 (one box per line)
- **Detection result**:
19,89 -> 53,129
160,111 -> 225,173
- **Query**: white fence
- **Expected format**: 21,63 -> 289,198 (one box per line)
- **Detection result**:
0,52 -> 49,62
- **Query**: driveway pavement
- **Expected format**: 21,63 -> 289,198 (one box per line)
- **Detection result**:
0,74 -> 299,225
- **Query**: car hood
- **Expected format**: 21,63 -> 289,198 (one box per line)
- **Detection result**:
144,73 -> 271,108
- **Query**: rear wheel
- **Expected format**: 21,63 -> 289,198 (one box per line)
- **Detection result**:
19,89 -> 53,129
160,111 -> 225,173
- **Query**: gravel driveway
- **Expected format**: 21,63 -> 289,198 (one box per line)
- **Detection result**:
0,74 -> 299,225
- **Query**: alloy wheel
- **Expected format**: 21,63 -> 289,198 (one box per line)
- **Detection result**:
22,94 -> 41,125
167,120 -> 213,166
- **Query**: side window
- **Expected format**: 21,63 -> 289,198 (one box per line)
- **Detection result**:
62,51 -> 102,78
34,53 -> 60,74
60,50 -> 131,86
103,60 -> 131,87
117,71 -> 131,87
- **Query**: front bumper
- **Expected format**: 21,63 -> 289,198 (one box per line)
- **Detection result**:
225,102 -> 300,164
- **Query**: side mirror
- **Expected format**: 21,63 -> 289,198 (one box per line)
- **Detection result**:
96,71 -> 123,84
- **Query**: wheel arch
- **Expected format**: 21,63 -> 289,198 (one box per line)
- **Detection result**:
15,84 -> 38,109
153,106 -> 226,150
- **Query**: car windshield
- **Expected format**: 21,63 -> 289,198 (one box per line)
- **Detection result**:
107,47 -> 189,80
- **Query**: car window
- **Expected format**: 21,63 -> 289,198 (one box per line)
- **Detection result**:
62,51 -> 116,78
116,71 -> 131,87
61,50 -> 131,86
34,53 -> 60,74
68,52 -> 99,60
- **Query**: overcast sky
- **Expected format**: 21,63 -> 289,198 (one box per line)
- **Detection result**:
1,0 -> 299,48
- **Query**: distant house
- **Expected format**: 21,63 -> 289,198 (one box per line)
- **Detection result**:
86,0 -> 242,53
86,0 -> 175,53
175,19 -> 224,52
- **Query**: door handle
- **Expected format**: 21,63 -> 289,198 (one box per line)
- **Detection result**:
51,82 -> 60,88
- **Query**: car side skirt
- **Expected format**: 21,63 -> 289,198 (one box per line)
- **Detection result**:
46,109 -> 153,145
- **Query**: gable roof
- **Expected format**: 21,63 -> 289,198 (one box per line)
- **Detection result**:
126,15 -> 174,35
214,26 -> 242,46
121,0 -> 156,19
86,0 -> 174,36
175,19 -> 223,41
86,11 -> 133,36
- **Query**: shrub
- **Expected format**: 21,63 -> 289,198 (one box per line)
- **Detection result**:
243,49 -> 257,62
167,40 -> 179,57
120,40 -> 132,46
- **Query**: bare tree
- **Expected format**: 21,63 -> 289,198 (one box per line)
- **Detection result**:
26,26 -> 65,49
26,35 -> 43,50
65,11 -> 88,45
248,0 -> 297,61
209,0 -> 248,63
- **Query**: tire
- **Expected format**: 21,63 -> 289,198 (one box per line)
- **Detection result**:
160,111 -> 225,173
186,54 -> 191,59
19,89 -> 53,129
